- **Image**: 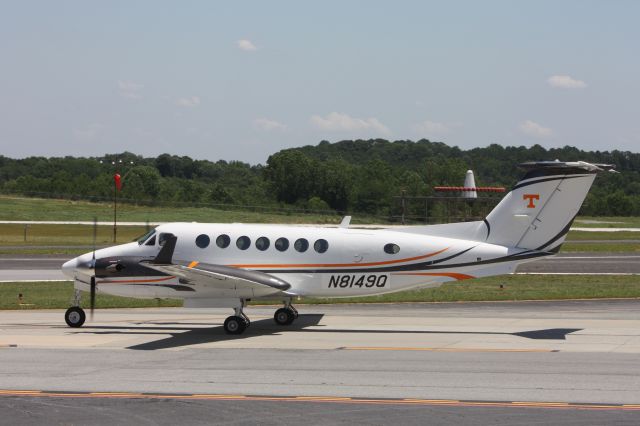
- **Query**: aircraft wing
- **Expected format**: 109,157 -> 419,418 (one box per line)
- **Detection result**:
139,235 -> 291,293
141,261 -> 291,292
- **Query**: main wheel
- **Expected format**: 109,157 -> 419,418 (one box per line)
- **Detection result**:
224,315 -> 247,335
65,307 -> 86,328
274,307 -> 295,326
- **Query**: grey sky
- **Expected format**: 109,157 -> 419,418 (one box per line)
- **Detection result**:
1,1 -> 638,164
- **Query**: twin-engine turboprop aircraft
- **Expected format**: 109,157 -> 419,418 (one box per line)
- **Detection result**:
62,161 -> 613,334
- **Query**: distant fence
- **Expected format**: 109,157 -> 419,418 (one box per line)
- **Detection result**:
0,190 -> 345,218
390,194 -> 503,224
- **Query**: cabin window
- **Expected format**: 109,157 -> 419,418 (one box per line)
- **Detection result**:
256,237 -> 270,251
195,234 -> 210,249
294,238 -> 309,252
384,243 -> 400,254
158,233 -> 175,247
236,236 -> 251,250
216,234 -> 230,248
314,239 -> 329,253
275,237 -> 289,252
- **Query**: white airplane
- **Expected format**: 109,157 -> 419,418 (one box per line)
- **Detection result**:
61,161 -> 613,334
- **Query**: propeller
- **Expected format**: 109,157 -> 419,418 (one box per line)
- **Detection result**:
90,217 -> 97,320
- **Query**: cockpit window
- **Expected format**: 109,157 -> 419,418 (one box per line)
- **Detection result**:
145,235 -> 156,246
136,229 -> 156,245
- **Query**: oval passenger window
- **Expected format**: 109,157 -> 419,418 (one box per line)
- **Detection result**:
195,234 -> 210,249
294,238 -> 309,252
256,237 -> 270,251
236,236 -> 251,250
275,237 -> 289,252
384,243 -> 400,254
216,234 -> 230,248
314,239 -> 329,253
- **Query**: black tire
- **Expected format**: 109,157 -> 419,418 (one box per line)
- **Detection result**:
65,307 -> 86,328
224,316 -> 247,335
274,307 -> 295,326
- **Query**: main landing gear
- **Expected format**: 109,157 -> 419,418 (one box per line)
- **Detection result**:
274,300 -> 298,326
223,301 -> 251,335
65,289 -> 86,328
223,299 -> 299,335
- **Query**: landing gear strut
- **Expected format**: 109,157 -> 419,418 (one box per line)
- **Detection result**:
223,300 -> 250,335
274,299 -> 298,326
65,289 -> 86,328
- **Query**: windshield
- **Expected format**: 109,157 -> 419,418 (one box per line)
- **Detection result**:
135,228 -> 157,245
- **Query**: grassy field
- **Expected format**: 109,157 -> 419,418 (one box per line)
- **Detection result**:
2,275 -> 639,310
0,195 -> 357,224
3,196 -> 639,227
573,217 -> 640,228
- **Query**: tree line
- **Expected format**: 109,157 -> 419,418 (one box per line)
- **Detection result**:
1,139 -> 639,217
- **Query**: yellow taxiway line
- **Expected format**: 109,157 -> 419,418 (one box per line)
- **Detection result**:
0,390 -> 637,411
339,346 -> 557,353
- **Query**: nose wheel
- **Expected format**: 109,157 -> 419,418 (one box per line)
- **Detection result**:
65,307 -> 86,328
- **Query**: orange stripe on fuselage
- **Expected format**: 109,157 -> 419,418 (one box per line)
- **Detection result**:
188,261 -> 199,268
228,247 -> 450,269
392,272 -> 476,281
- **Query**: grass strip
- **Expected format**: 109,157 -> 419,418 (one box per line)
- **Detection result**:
0,196 -> 354,224
2,275 -> 639,310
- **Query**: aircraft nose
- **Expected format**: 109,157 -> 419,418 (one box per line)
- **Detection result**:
61,253 -> 95,278
61,258 -> 78,278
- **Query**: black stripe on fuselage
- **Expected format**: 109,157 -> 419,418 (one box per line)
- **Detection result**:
483,219 -> 491,240
256,248 -> 552,275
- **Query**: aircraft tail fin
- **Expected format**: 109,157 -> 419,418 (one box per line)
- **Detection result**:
482,161 -> 613,251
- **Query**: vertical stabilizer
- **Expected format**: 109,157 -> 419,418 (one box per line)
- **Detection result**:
483,161 -> 610,251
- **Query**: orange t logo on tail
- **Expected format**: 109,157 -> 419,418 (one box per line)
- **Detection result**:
523,194 -> 540,208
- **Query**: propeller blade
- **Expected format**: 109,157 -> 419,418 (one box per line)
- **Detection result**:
92,217 -> 97,264
90,276 -> 96,320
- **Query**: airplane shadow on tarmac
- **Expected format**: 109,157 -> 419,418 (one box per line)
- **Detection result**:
70,314 -> 582,350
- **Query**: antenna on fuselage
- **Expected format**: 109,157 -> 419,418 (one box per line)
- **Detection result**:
339,216 -> 351,229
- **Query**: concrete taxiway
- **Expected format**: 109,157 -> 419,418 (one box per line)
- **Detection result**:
1,301 -> 640,404
2,300 -> 640,424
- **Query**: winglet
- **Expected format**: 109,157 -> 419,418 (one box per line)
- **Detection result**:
339,216 -> 351,229
153,235 -> 177,264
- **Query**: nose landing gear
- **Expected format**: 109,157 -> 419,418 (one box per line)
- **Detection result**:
65,289 -> 86,328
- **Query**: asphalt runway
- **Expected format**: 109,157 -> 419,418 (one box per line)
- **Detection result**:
1,252 -> 639,282
1,301 -> 640,424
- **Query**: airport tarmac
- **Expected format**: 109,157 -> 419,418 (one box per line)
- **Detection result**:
1,301 -> 640,424
1,252 -> 639,282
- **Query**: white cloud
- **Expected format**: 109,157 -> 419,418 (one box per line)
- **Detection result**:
176,96 -> 201,108
237,39 -> 257,51
520,120 -> 553,138
413,120 -> 449,136
310,112 -> 391,135
117,80 -> 143,99
547,75 -> 587,89
253,118 -> 287,132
